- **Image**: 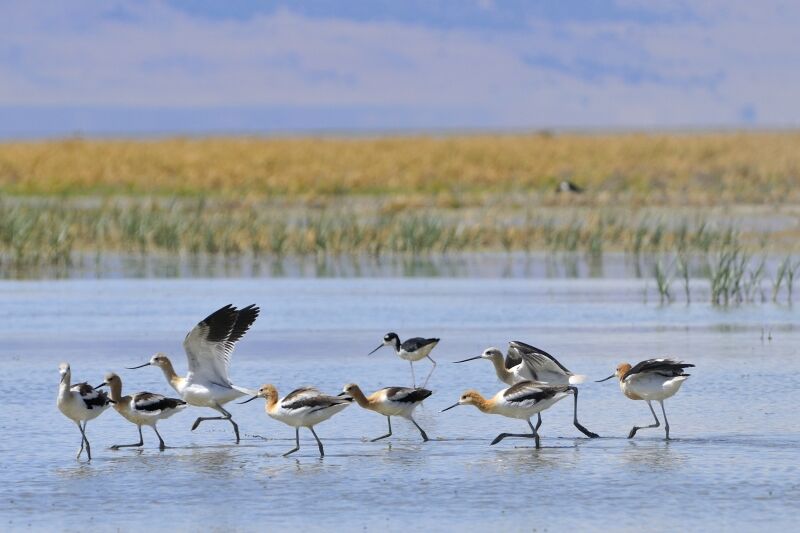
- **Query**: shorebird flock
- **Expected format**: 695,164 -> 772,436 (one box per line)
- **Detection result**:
57,303 -> 694,460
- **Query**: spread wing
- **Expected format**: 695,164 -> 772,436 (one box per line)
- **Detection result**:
510,341 -> 573,379
623,358 -> 694,381
384,387 -> 432,403
183,304 -> 260,385
502,381 -> 569,408
133,392 -> 186,413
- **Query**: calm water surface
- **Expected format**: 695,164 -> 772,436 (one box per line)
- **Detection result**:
1,278 -> 798,531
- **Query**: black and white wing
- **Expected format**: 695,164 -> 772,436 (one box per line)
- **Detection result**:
282,390 -> 351,413
183,304 -> 260,385
502,381 -> 569,408
384,387 -> 432,404
73,382 -> 111,409
623,358 -> 694,381
510,341 -> 573,380
133,392 -> 186,413
400,337 -> 439,352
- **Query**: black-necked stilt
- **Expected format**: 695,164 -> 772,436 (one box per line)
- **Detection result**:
369,332 -> 440,387
442,380 -> 575,448
597,358 -> 694,440
127,304 -> 260,443
454,342 -> 598,438
557,180 -> 583,193
96,372 -> 187,450
240,385 -> 351,457
341,383 -> 432,442
57,363 -> 113,460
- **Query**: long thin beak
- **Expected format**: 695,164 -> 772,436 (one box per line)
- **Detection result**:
452,356 -> 482,363
94,382 -> 107,389
60,373 -> 67,384
595,374 -> 616,382
367,344 -> 383,356
238,395 -> 259,404
441,402 -> 460,412
126,362 -> 151,370
337,392 -> 347,396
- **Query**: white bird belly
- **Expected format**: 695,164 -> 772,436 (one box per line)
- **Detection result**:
399,345 -> 435,362
624,374 -> 688,401
181,382 -> 244,407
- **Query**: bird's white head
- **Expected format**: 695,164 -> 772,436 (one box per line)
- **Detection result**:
453,347 -> 502,365
58,362 -> 70,383
149,352 -> 171,368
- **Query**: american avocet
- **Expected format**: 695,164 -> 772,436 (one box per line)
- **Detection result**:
597,358 -> 694,440
369,332 -> 440,387
454,342 -> 598,438
442,381 -> 574,448
240,385 -> 351,457
341,383 -> 432,442
97,372 -> 187,450
57,363 -> 113,460
128,304 -> 259,443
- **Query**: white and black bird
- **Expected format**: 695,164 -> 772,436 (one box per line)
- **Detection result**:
442,381 -> 575,448
454,341 -> 598,438
57,363 -> 113,460
369,332 -> 440,387
127,304 -> 259,443
240,384 -> 351,457
557,180 -> 583,193
97,372 -> 187,450
341,384 -> 432,442
597,358 -> 694,440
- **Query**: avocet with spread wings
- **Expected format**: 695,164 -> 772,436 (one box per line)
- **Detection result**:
128,304 -> 260,443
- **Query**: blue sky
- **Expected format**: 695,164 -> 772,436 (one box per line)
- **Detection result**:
1,0 -> 798,137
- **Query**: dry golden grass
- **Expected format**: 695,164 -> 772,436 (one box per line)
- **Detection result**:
1,132 -> 800,203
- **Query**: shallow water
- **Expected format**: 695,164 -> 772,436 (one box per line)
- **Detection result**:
1,278 -> 799,531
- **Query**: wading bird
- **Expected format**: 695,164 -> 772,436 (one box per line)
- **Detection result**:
128,304 -> 259,443
597,358 -> 694,440
369,332 -> 439,387
97,372 -> 186,450
442,381 -> 575,448
341,383 -> 431,442
240,385 -> 351,457
57,363 -> 113,460
454,342 -> 598,438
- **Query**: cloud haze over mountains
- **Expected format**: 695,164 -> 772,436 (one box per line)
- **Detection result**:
1,0 -> 798,136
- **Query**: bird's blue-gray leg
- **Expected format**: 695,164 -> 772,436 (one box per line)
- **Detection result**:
152,425 -> 166,450
410,416 -> 429,442
422,355 -> 437,388
371,416 -> 393,442
409,361 -> 416,388
283,427 -> 300,457
569,386 -> 599,438
536,413 -> 542,431
309,427 -> 325,457
75,421 -> 87,460
628,400 -> 660,439
191,403 -> 240,444
81,421 -> 92,460
111,426 -> 144,449
490,418 -> 540,448
659,400 -> 670,440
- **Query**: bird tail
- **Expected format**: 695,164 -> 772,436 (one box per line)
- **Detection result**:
232,385 -> 258,396
569,374 -> 588,385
